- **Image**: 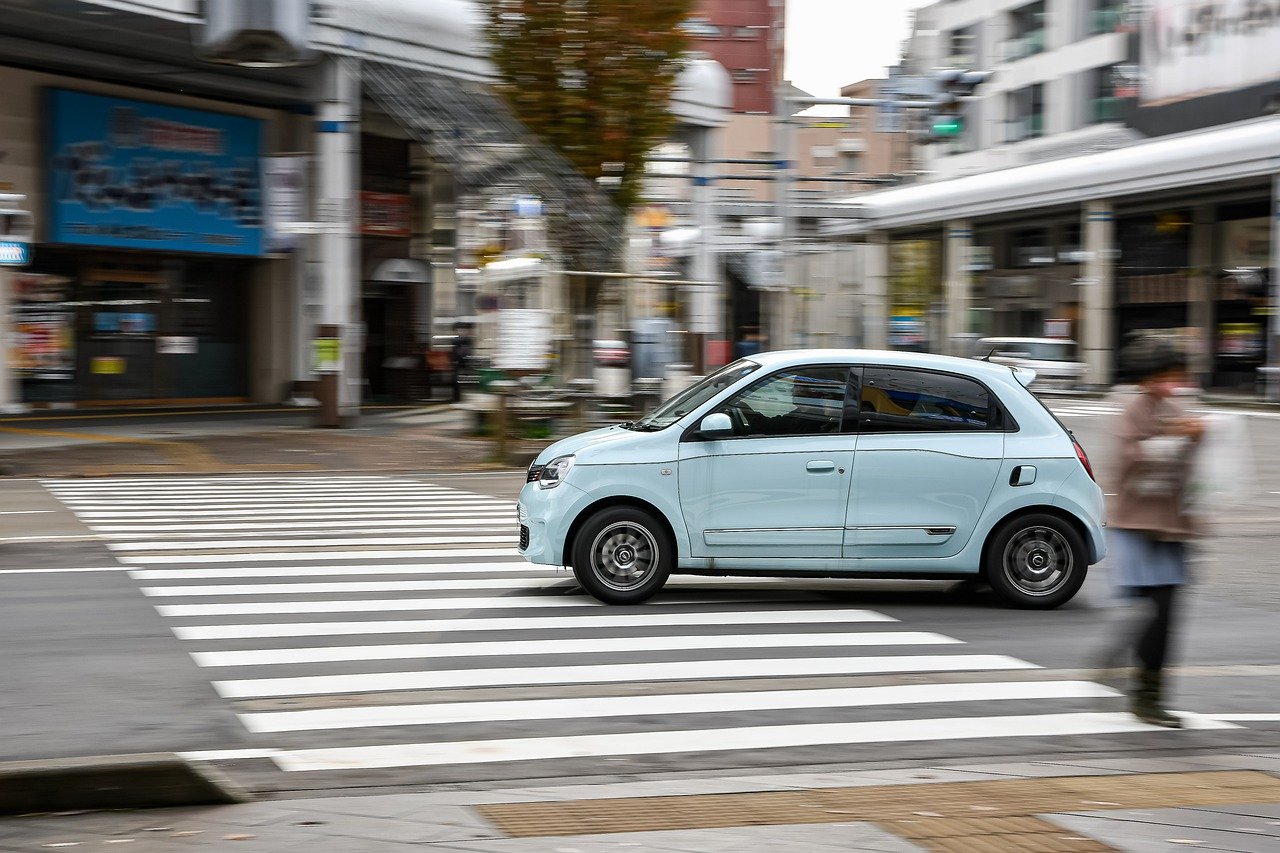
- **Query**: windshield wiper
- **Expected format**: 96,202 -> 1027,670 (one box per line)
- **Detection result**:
632,422 -> 666,432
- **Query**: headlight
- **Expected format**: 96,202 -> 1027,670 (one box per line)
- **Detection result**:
538,454 -> 575,489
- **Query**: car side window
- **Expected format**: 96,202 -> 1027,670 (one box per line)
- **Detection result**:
859,368 -> 993,433
718,366 -> 850,438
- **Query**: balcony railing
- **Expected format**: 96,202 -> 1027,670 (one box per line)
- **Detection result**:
1002,29 -> 1045,62
1090,95 -> 1122,123
1006,114 -> 1044,143
1090,6 -> 1126,35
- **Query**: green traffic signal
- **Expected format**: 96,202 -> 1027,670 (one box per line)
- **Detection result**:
931,116 -> 963,137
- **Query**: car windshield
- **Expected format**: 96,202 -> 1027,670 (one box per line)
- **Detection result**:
632,360 -> 760,430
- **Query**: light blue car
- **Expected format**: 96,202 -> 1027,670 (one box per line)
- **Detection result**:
518,349 -> 1105,609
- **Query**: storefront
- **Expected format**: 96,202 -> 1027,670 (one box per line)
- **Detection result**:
10,85 -> 274,406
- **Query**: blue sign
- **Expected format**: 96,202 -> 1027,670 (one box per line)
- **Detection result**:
0,240 -> 31,266
47,89 -> 264,256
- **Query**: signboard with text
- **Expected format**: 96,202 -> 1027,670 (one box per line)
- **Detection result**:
46,89 -> 264,255
360,192 -> 412,238
1142,0 -> 1280,104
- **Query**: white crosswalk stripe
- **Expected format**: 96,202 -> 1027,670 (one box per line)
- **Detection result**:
44,474 -> 1230,778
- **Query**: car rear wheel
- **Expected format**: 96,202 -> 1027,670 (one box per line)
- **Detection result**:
571,506 -> 674,604
984,513 -> 1087,609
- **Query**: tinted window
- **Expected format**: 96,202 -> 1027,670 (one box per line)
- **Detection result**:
860,368 -> 992,432
719,366 -> 850,437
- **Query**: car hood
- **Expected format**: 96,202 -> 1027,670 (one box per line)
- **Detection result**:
534,424 -> 675,465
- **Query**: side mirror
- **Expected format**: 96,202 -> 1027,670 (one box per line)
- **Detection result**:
698,412 -> 733,438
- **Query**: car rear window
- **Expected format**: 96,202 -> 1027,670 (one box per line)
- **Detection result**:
860,368 -> 993,432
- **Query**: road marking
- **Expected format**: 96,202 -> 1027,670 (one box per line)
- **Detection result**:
266,712 -> 1237,772
213,655 -> 1039,698
169,609 -> 898,640
0,510 -> 56,515
76,509 -> 514,521
62,500 -> 514,512
92,516 -> 514,533
106,524 -> 514,541
240,681 -> 1119,733
129,562 -> 537,580
177,748 -> 283,762
139,576 -> 795,597
0,566 -> 125,574
119,548 -> 522,564
191,632 -> 961,668
109,535 -> 517,552
156,594 -> 694,617
1204,713 -> 1280,722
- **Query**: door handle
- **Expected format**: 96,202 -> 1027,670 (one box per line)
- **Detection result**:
806,460 -> 836,473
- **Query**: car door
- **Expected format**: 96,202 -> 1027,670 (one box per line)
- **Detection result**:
678,364 -> 856,559
844,366 -> 1005,559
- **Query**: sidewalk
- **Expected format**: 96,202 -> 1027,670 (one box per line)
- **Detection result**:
2,751 -> 1277,851
0,405 -> 520,478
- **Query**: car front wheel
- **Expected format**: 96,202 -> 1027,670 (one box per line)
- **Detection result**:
984,513 -> 1087,609
571,506 -> 674,604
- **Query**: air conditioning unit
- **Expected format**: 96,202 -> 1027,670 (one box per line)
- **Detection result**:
197,0 -> 316,68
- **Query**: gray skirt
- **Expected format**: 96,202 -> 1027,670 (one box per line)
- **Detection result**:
1107,529 -> 1190,595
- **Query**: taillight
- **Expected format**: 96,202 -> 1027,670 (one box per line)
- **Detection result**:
1073,436 -> 1095,482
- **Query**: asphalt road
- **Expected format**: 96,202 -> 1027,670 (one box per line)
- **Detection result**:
1,401 -> 1277,799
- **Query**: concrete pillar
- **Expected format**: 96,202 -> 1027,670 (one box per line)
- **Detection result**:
0,268 -> 23,413
943,220 -> 972,356
314,55 -> 361,425
864,232 -> 890,351
1268,173 -> 1280,401
1188,205 -> 1215,387
687,126 -> 721,369
1082,199 -> 1115,387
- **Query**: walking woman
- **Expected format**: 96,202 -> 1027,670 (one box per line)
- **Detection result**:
1108,336 -> 1205,728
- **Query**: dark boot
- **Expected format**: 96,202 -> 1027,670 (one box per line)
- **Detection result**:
1129,670 -> 1182,728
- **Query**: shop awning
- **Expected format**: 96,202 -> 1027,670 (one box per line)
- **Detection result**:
824,116 -> 1280,237
363,62 -> 624,271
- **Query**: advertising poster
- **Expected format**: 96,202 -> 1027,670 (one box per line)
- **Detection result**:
360,192 -> 412,238
12,274 -> 74,380
47,89 -> 264,256
262,154 -> 307,253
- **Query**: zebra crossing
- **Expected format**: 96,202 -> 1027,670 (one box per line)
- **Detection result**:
43,475 -> 1235,779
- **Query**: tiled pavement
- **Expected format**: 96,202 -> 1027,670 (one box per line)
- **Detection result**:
3,753 -> 1279,852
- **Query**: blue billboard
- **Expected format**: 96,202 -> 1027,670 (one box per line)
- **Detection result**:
46,89 -> 264,256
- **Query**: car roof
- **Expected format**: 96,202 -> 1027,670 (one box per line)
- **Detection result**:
745,348 -> 1021,384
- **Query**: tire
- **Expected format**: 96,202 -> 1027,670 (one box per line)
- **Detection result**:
571,506 -> 674,604
983,512 -> 1088,610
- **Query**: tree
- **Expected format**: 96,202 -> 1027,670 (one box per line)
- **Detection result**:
485,0 -> 694,216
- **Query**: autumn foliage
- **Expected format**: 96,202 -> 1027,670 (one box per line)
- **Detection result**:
485,0 -> 695,214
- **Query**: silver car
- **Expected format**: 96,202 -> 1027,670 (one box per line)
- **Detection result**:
974,338 -> 1086,389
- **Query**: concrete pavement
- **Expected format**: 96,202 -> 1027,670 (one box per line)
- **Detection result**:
2,753 -> 1278,851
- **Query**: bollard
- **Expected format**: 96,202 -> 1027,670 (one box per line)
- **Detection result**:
568,378 -> 597,431
491,380 -> 518,464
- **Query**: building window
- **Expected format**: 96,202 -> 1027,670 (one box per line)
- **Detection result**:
839,151 -> 862,174
1090,0 -> 1131,35
1006,83 -> 1045,142
1086,64 -> 1138,124
946,27 -> 977,68
1004,1 -> 1047,62
731,69 -> 758,84
734,26 -> 756,38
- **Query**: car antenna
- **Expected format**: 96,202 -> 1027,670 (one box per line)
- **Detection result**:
980,347 -> 998,362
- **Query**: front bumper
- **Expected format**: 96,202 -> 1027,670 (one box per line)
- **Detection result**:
516,479 -> 590,566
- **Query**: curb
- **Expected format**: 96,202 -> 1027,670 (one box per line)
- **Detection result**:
0,753 -> 249,816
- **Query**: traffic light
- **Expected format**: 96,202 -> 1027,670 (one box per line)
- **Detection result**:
924,70 -> 993,143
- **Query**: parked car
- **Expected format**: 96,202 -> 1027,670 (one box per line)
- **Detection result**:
972,337 -> 1086,389
517,349 -> 1104,609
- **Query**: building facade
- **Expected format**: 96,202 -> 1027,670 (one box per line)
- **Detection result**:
823,0 -> 1280,393
684,0 -> 783,115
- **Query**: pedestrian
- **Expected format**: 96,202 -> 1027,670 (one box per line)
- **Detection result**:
1104,335 -> 1205,728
